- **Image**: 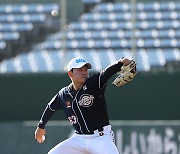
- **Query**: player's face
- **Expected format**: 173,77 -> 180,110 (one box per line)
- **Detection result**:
71,65 -> 89,84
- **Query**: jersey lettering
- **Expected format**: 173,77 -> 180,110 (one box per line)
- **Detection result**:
68,115 -> 77,125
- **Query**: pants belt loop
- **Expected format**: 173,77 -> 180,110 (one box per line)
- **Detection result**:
98,127 -> 104,136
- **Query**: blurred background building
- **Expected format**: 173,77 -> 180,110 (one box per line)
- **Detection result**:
0,0 -> 180,153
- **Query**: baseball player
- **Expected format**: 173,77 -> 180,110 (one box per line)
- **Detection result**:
35,57 -> 136,154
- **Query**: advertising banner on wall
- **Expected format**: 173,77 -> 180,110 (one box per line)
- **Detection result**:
111,121 -> 180,154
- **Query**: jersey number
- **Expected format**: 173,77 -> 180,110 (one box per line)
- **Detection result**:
68,115 -> 77,125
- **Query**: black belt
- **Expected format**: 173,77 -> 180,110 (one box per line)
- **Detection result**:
75,127 -> 104,136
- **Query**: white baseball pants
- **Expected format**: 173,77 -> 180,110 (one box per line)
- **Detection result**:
48,125 -> 119,154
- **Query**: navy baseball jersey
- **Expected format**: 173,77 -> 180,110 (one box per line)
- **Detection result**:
38,61 -> 123,134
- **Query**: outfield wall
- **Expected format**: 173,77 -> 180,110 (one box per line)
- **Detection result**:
0,120 -> 180,154
0,72 -> 180,121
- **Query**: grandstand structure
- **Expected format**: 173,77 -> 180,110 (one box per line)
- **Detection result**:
0,1 -> 180,73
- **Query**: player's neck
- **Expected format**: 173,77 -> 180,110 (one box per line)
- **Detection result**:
72,82 -> 83,91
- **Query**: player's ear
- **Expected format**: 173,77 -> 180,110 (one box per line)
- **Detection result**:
68,71 -> 73,77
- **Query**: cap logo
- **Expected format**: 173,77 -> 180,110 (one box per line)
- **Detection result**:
76,58 -> 85,63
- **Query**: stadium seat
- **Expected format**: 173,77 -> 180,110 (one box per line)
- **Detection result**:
137,11 -> 180,20
27,4 -> 59,13
0,32 -> 20,41
94,2 -> 130,12
163,48 -> 180,62
140,2 -> 161,11
138,39 -> 178,48
48,29 -> 180,41
66,40 -> 78,49
114,3 -> 130,12
176,2 -> 180,10
98,50 -> 112,68
90,30 -> 107,39
0,14 -> 46,23
136,29 -> 179,39
147,49 -> 166,66
0,23 -> 33,32
81,12 -> 127,21
137,50 -> 150,71
35,40 -> 61,50
1,48 -> 179,73
83,11 -> 180,22
18,53 -> 32,72
113,49 -> 128,60
112,49 -> 147,70
68,22 -> 86,30
159,1 -> 177,11
80,50 -> 100,71
96,39 -> 109,48
47,31 -> 67,40
65,50 -> 77,65
73,31 -> 88,39
81,0 -> 101,4
175,29 -> 180,37
0,41 -> 6,50
49,50 -> 64,72
108,30 -> 123,39
33,51 -> 48,72
0,4 -> 59,14
158,29 -> 171,38
11,50 -> 64,73
1,58 -> 16,73
94,3 -> 114,12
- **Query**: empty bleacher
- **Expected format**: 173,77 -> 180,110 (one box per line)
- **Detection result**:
0,3 -> 59,61
0,4 -> 59,14
0,1 -> 180,73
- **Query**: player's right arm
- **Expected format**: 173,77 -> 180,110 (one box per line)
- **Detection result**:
35,93 -> 62,143
35,127 -> 46,143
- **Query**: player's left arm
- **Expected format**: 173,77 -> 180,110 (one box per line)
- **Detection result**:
99,58 -> 132,88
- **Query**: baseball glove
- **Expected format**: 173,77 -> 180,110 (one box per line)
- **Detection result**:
112,60 -> 137,87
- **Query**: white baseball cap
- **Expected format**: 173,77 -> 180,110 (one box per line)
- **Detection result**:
67,57 -> 92,72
